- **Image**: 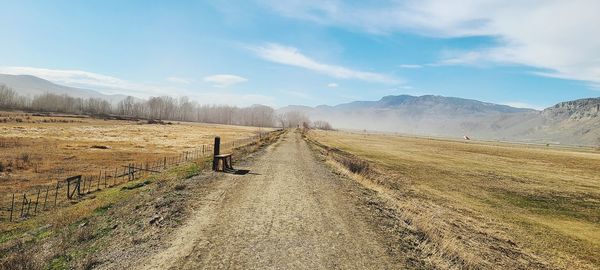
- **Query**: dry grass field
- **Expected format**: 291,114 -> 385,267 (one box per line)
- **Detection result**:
308,130 -> 600,269
0,111 -> 266,194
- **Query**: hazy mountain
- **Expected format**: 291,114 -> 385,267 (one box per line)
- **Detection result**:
280,95 -> 600,146
0,74 -> 128,103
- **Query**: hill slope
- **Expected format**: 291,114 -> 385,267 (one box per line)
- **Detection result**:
280,95 -> 600,145
0,74 -> 127,103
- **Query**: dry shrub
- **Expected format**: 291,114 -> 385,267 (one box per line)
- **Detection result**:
0,241 -> 43,270
329,151 -> 370,174
75,225 -> 95,243
339,156 -> 369,174
77,254 -> 100,270
174,183 -> 186,191
19,154 -> 30,164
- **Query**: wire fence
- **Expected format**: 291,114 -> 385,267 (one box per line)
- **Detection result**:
0,131 -> 274,224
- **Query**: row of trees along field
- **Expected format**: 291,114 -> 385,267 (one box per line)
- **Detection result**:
0,85 -> 276,127
0,84 -> 333,129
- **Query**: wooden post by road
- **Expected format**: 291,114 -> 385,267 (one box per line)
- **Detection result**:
212,137 -> 221,171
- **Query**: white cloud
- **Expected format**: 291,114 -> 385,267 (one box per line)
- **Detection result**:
502,102 -> 545,110
399,64 -> 423,69
251,43 -> 400,84
0,66 -> 174,97
203,74 -> 248,88
260,0 -> 600,85
281,90 -> 313,100
327,83 -> 339,88
167,76 -> 192,84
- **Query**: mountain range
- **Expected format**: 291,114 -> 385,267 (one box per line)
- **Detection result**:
0,74 -> 127,103
279,95 -> 600,146
1,73 -> 599,145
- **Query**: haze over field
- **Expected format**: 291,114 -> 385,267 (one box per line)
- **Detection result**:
2,73 -> 600,145
2,2 -> 600,270
2,1 -> 600,145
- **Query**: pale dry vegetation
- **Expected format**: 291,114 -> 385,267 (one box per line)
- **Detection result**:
0,130 -> 283,270
308,130 -> 600,269
0,111 -> 267,194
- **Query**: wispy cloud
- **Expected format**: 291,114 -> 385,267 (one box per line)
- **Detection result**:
502,102 -> 545,110
203,74 -> 248,88
167,76 -> 192,84
281,90 -> 313,100
250,43 -> 400,84
260,1 -> 600,86
327,82 -> 339,88
399,64 -> 423,69
0,66 -> 174,97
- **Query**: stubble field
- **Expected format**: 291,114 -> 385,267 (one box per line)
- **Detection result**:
308,130 -> 600,269
0,111 -> 265,194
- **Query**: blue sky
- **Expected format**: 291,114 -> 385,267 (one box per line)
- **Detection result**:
0,0 -> 599,109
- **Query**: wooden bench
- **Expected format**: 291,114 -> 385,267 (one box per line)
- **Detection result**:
213,153 -> 233,172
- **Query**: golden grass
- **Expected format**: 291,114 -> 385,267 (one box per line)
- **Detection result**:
0,111 -> 268,194
308,130 -> 600,269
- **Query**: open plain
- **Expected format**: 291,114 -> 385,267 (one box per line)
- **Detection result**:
307,130 -> 600,269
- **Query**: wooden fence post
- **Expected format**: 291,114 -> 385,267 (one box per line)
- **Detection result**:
10,193 -> 14,222
76,176 -> 81,196
43,187 -> 49,210
20,194 -> 26,218
34,189 -> 40,214
97,171 -> 101,190
54,182 -> 59,206
26,195 -> 31,216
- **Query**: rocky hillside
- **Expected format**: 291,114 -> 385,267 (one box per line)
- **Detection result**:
542,98 -> 600,120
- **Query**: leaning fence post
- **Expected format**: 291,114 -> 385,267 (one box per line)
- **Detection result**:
43,186 -> 49,210
34,189 -> 40,214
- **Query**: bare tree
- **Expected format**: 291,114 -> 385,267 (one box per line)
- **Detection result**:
313,120 -> 333,130
279,111 -> 310,128
0,89 -> 278,127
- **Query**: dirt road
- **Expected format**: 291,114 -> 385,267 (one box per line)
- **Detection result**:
137,131 -> 412,269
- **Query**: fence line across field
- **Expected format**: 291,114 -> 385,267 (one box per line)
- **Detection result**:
1,132 -> 271,223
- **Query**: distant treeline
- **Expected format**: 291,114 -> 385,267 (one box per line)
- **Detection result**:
0,85 -> 275,127
0,85 -> 335,129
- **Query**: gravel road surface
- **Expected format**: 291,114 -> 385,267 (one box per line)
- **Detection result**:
137,131 -> 409,269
